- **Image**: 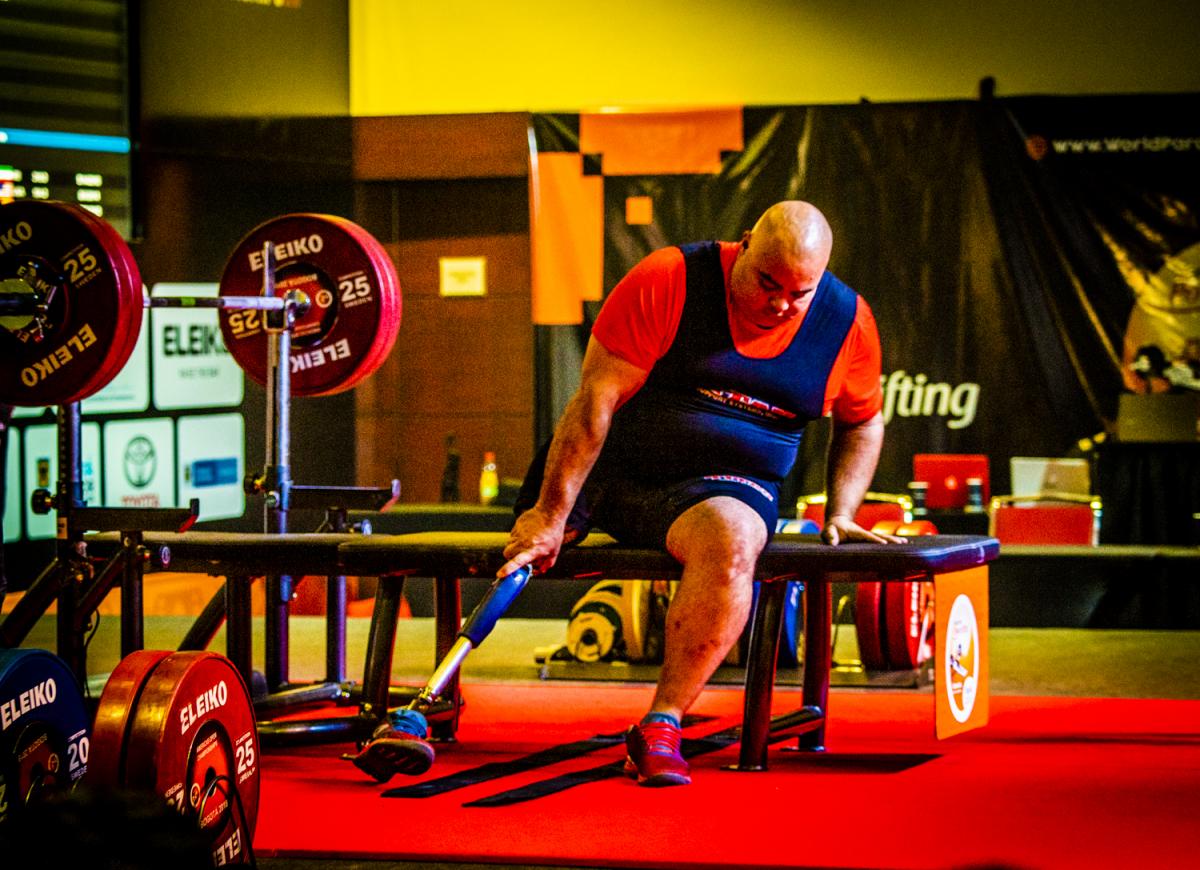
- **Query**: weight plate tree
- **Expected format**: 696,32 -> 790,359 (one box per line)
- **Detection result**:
0,200 -> 143,407
90,651 -> 260,866
218,213 -> 403,396
0,649 -> 91,826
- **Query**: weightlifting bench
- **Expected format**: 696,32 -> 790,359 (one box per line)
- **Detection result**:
338,531 -> 999,770
86,529 -> 997,768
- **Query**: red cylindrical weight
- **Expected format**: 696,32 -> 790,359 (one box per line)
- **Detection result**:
89,649 -> 173,788
853,582 -> 889,672
882,580 -> 936,671
855,519 -> 939,672
218,214 -> 401,396
882,520 -> 938,670
0,200 -> 143,406
121,652 -> 260,866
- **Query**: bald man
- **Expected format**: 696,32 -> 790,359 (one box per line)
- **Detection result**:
354,201 -> 897,787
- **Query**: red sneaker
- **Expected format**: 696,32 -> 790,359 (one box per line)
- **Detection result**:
624,721 -> 691,786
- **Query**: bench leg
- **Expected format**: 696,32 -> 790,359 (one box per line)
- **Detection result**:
736,578 -> 787,770
119,541 -> 145,659
226,577 -> 254,688
360,573 -> 406,721
799,578 -> 832,751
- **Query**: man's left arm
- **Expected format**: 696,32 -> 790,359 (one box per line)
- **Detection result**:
821,410 -> 905,545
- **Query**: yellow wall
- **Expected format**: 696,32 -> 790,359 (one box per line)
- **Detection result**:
350,0 -> 1200,116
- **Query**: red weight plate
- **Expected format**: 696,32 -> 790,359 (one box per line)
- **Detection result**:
293,213 -> 399,392
337,217 -> 402,388
853,582 -> 889,672
882,521 -> 938,670
218,214 -> 401,397
0,200 -> 142,406
312,215 -> 401,391
123,652 -> 260,866
88,216 -> 145,402
882,580 -> 929,671
89,649 -> 172,788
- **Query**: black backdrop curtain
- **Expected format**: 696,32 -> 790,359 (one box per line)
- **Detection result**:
532,94 -> 1200,502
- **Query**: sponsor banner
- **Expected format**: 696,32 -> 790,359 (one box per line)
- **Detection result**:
22,423 -> 101,540
935,566 -> 990,738
177,413 -> 245,522
103,418 -> 175,510
151,283 -> 244,411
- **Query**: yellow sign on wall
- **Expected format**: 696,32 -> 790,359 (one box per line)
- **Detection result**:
439,256 -> 487,297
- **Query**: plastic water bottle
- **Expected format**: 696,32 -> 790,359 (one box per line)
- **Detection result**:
479,451 -> 499,505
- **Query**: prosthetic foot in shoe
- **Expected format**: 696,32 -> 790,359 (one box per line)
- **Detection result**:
352,708 -> 435,783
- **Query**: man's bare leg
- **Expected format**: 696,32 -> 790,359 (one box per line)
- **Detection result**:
650,496 -> 768,720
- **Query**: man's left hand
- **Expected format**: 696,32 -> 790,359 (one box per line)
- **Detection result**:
821,515 -> 906,546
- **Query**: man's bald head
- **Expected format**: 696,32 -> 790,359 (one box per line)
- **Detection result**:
749,201 -> 833,266
729,201 -> 835,332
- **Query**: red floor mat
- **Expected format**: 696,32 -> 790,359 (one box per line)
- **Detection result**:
252,684 -> 1200,869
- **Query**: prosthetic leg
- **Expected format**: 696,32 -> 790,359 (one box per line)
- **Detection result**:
351,565 -> 532,782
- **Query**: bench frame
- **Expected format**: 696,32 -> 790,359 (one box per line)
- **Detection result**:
80,530 -> 998,769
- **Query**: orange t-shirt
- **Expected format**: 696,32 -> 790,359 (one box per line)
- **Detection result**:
592,242 -> 883,424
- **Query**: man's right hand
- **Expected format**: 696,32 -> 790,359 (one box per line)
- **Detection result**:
499,506 -> 565,577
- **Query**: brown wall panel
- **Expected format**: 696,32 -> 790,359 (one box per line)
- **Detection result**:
364,413 -> 531,508
353,172 -> 534,504
379,295 -> 532,415
388,235 -> 531,298
353,114 -> 531,180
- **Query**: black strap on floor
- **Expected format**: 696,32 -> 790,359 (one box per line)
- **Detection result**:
463,726 -> 743,807
382,714 -> 717,799
382,732 -> 625,798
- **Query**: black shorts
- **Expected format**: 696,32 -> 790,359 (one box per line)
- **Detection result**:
515,443 -> 780,550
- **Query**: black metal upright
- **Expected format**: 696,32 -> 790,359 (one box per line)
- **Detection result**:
55,403 -> 84,683
259,241 -> 295,693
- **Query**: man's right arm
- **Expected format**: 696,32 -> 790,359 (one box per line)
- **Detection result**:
498,337 -> 650,576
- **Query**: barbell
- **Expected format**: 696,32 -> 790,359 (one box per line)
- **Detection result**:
0,200 -> 402,407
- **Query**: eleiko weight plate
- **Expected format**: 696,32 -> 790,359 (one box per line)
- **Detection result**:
89,649 -> 173,788
0,200 -> 143,406
336,216 -> 402,390
853,582 -> 889,672
218,213 -> 402,396
0,649 -> 91,826
122,651 -> 260,866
